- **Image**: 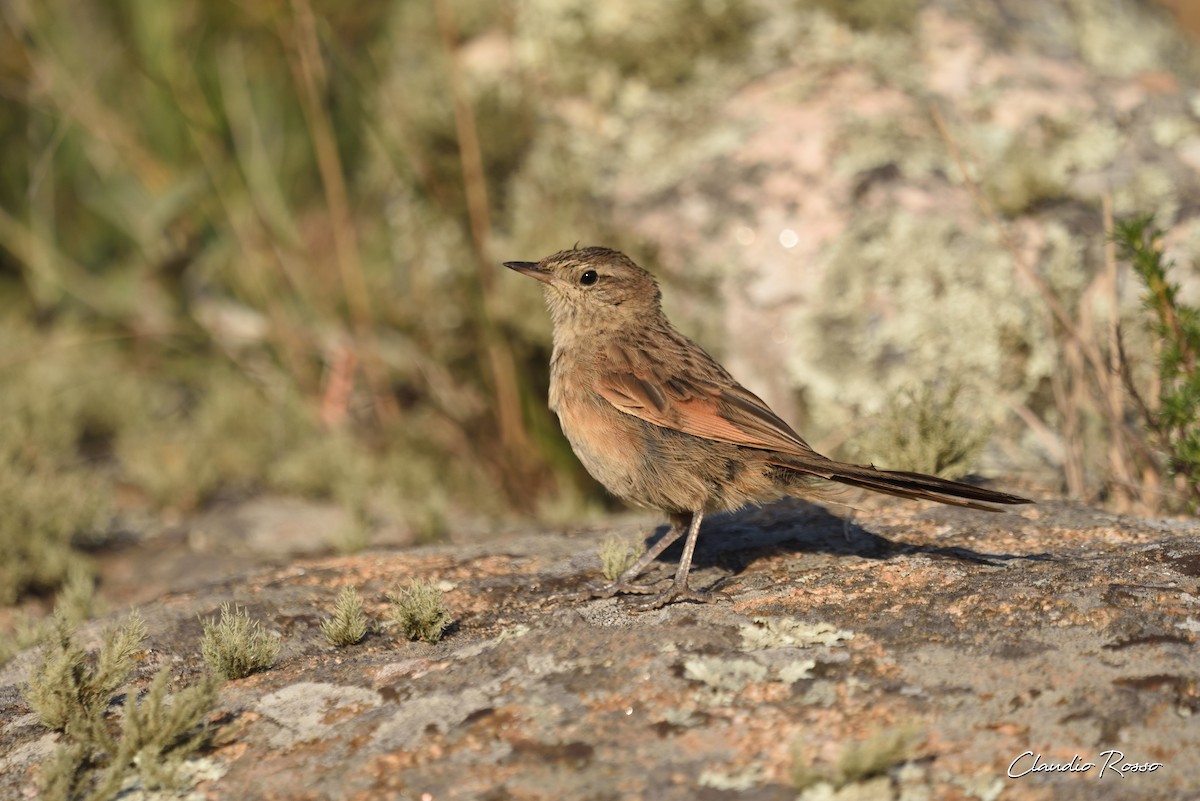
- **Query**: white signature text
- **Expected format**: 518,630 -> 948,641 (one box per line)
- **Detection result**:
1008,750 -> 1164,779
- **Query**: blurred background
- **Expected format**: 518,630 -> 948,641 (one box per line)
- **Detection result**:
1,0 -> 1198,624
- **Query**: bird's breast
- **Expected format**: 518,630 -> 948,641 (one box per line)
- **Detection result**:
547,365 -> 644,499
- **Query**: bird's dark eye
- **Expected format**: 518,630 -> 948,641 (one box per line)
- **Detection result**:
580,270 -> 598,286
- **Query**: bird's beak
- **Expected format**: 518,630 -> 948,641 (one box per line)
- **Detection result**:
504,260 -> 553,284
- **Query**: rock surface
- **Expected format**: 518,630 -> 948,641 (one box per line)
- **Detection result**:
2,495 -> 1197,800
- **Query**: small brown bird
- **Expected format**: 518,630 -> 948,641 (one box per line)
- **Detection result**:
506,247 -> 1032,609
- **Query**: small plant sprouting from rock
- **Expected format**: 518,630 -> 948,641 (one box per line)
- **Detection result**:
388,579 -> 451,643
25,609 -> 146,733
41,667 -> 223,801
200,603 -> 280,680
598,534 -> 644,581
22,610 -> 221,800
105,667 -> 221,790
320,586 -> 370,647
1115,215 -> 1200,510
791,723 -> 920,792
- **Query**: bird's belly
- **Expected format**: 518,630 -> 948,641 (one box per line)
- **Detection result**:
553,389 -> 766,513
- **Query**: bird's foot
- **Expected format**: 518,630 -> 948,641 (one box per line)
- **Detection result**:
632,581 -> 728,611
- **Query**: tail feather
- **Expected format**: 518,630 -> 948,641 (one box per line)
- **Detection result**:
769,459 -> 1032,511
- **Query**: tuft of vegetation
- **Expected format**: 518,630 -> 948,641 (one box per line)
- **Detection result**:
858,381 -> 989,479
598,534 -> 645,582
320,586 -> 370,647
41,668 -> 222,801
388,579 -> 452,644
791,723 -> 920,791
1115,216 -> 1200,509
113,668 -> 222,791
22,610 -> 221,801
199,603 -> 280,680
25,610 -> 146,733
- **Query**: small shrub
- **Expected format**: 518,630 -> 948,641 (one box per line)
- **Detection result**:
320,586 -> 370,647
200,603 -> 280,680
598,534 -> 644,582
388,580 -> 451,643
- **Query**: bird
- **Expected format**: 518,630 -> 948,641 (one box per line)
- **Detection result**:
505,246 -> 1032,609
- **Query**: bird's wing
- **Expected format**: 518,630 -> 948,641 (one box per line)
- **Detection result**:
594,355 -> 828,462
592,340 -> 1033,508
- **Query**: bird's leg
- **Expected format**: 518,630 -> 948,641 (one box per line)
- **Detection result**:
634,509 -> 726,610
582,512 -> 690,599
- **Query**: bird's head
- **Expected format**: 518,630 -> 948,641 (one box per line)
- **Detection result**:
505,247 -> 663,331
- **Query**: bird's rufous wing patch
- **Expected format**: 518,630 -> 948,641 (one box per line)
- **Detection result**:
594,370 -> 825,460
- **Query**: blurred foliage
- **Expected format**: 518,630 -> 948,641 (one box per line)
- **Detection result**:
521,0 -> 756,90
0,0 -> 637,604
855,381 -> 989,479
1116,216 -> 1200,509
807,0 -> 919,32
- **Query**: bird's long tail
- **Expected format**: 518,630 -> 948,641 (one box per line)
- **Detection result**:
769,458 -> 1032,511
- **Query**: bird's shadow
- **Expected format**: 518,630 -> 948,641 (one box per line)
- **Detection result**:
639,498 -> 1054,578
